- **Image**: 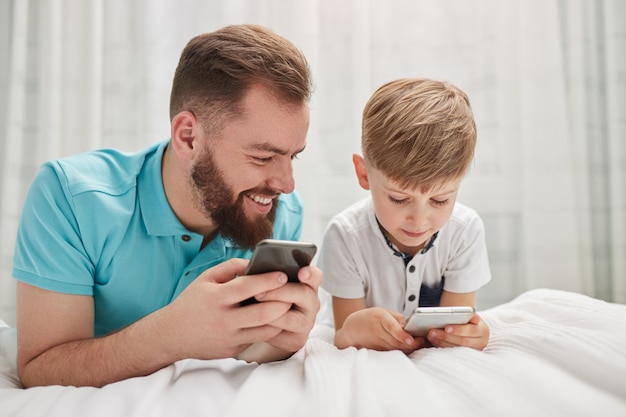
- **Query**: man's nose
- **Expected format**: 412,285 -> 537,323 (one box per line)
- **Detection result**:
268,159 -> 295,194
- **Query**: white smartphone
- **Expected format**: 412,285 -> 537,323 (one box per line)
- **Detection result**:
403,306 -> 476,337
241,239 -> 317,305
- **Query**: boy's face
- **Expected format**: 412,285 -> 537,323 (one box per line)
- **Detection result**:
353,154 -> 461,256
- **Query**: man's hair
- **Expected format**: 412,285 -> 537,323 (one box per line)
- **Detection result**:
170,24 -> 312,132
361,78 -> 476,192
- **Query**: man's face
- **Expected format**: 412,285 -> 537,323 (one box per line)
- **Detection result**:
190,147 -> 277,249
190,84 -> 310,249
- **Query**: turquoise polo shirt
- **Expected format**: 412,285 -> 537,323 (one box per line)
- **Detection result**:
12,139 -> 304,336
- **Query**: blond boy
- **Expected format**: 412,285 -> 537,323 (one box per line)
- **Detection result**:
318,78 -> 491,352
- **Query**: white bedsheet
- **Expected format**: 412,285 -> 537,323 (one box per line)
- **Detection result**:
1,288 -> 625,417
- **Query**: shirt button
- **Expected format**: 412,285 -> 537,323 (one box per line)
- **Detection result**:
408,294 -> 416,302
408,265 -> 415,273
181,235 -> 191,242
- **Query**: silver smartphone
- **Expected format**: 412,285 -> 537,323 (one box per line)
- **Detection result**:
403,306 -> 475,337
241,239 -> 317,305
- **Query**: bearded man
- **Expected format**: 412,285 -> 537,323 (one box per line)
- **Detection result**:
13,24 -> 322,388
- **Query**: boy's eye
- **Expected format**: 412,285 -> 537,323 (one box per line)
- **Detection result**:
431,199 -> 449,206
389,196 -> 408,205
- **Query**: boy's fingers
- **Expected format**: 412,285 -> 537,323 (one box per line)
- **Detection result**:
382,315 -> 417,346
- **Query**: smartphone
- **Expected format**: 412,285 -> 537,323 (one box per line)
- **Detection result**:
241,239 -> 317,305
403,306 -> 475,337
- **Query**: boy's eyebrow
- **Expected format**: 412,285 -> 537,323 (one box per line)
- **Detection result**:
384,183 -> 459,196
431,187 -> 458,196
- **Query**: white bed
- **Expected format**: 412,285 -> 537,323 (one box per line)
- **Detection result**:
1,288 -> 625,417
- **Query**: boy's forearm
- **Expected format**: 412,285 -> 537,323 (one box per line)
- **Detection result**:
333,327 -> 355,349
18,310 -> 175,388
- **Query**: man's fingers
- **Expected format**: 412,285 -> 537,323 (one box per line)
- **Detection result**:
198,257 -> 290,305
201,258 -> 249,284
234,298 -> 293,326
233,272 -> 290,304
296,265 -> 323,290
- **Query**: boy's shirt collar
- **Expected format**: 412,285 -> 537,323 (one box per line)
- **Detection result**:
375,218 -> 439,265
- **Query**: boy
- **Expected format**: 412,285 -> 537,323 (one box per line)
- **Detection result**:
317,78 -> 491,353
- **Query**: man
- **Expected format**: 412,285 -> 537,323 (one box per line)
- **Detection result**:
13,24 -> 321,388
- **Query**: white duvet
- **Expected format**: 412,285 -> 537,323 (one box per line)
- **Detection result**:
1,288 -> 625,417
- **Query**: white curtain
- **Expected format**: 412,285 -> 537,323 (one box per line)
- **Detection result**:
1,0 -> 624,327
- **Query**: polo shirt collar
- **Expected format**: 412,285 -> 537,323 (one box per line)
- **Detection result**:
136,140 -> 237,252
138,139 -> 192,237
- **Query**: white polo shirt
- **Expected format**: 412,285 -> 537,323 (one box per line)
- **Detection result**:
317,197 -> 491,318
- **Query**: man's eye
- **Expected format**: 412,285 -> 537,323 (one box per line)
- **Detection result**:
253,156 -> 273,163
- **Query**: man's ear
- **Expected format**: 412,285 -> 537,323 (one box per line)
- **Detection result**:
352,154 -> 371,190
170,111 -> 199,160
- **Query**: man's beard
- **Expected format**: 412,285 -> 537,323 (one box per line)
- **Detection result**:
190,149 -> 278,249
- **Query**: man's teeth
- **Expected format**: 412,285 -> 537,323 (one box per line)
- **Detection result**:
248,194 -> 272,205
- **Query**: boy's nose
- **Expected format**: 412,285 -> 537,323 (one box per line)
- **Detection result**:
408,209 -> 429,228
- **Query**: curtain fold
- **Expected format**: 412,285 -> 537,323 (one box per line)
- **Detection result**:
603,0 -> 626,303
1,0 -> 624,327
0,0 -> 29,327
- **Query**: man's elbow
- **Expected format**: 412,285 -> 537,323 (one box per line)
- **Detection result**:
17,361 -> 38,388
16,355 -> 57,388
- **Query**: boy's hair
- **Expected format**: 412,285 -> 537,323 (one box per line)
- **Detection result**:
170,24 -> 312,133
361,78 -> 476,192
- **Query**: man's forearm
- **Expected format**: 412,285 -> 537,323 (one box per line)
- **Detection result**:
236,341 -> 293,364
18,310 -> 175,388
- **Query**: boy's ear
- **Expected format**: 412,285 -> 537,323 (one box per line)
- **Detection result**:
170,111 -> 200,161
352,154 -> 371,190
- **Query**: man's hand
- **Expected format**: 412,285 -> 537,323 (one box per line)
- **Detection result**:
159,258 -> 296,361
426,313 -> 490,350
334,307 -> 424,354
237,264 -> 323,362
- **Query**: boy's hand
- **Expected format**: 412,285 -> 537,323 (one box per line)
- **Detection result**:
335,307 -> 424,353
426,313 -> 489,350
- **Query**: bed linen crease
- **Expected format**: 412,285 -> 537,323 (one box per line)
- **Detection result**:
0,288 -> 625,417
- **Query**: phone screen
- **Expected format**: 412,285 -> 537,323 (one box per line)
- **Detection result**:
245,239 -> 317,281
241,239 -> 317,306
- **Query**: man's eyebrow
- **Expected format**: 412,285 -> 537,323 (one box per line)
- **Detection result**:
249,143 -> 306,156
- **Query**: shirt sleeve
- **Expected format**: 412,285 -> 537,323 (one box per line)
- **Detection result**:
442,212 -> 491,293
12,162 -> 95,295
317,218 -> 367,299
